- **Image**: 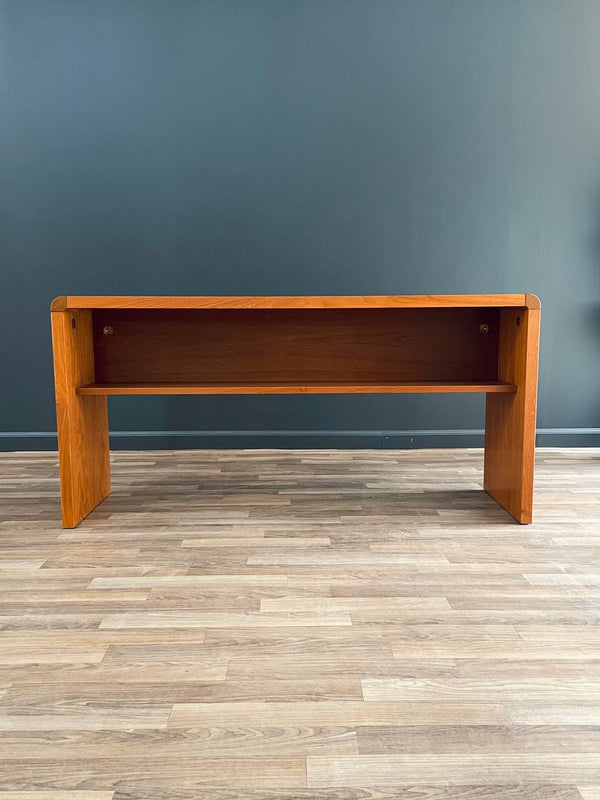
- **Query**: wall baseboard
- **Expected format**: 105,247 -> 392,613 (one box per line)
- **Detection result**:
1,428 -> 599,451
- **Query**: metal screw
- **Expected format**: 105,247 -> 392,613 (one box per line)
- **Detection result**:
103,325 -> 114,336
479,323 -> 490,334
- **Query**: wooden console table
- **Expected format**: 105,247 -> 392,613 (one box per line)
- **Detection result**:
51,294 -> 540,527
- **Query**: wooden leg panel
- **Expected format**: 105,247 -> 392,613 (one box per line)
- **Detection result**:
51,309 -> 111,528
484,305 -> 540,524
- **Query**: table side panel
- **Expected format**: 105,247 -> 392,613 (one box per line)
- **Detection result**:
51,309 -> 110,527
484,305 -> 541,523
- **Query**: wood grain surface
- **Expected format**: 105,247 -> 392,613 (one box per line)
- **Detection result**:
51,310 -> 110,527
52,294 -> 532,310
77,380 -> 516,395
52,296 -> 539,527
0,446 -> 597,799
90,308 -> 503,385
484,304 -> 541,523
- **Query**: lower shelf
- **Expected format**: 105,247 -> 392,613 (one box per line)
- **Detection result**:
77,380 -> 517,395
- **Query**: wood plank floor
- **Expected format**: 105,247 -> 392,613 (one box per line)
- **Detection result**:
0,446 -> 599,799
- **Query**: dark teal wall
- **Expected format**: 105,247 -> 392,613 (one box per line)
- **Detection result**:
1,0 -> 599,449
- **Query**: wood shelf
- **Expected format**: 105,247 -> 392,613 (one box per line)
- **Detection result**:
77,380 -> 517,396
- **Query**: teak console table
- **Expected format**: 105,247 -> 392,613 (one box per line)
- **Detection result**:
51,294 -> 540,527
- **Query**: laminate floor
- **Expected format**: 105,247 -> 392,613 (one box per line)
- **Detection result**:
0,447 -> 599,799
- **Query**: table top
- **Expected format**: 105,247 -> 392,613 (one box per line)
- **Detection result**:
52,294 -> 540,311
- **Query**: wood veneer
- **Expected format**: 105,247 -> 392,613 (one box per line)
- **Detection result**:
90,308 -> 501,386
52,293 -> 534,310
50,294 -> 540,526
77,380 -> 517,395
484,304 -> 541,524
51,309 -> 111,528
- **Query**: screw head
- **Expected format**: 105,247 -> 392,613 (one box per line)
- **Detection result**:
103,325 -> 114,336
479,323 -> 490,334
